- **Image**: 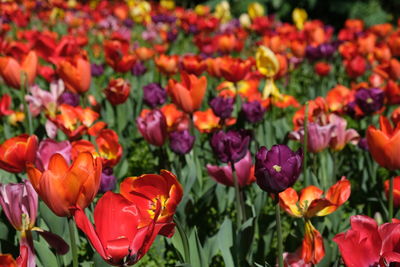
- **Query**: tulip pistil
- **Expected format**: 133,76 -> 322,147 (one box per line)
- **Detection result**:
273,165 -> 282,172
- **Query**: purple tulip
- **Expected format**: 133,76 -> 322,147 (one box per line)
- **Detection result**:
210,96 -> 234,120
358,137 -> 369,151
0,180 -> 37,231
255,145 -> 303,194
143,83 -> 167,108
131,61 -> 147,76
169,130 -> 195,155
167,30 -> 178,42
0,181 -> 69,263
123,18 -> 134,28
99,167 -> 116,193
210,130 -> 251,163
35,139 -> 71,171
137,109 -> 168,147
242,100 -> 266,123
355,88 -> 384,115
207,151 -> 254,187
91,63 -> 104,77
58,91 -> 80,107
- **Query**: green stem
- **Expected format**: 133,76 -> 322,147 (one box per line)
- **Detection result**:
389,175 -> 394,222
21,74 -> 33,135
303,102 -> 309,186
174,218 -> 190,264
231,162 -> 245,227
275,196 -> 284,267
68,217 -> 78,267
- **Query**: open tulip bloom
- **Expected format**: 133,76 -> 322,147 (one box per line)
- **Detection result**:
279,177 -> 351,264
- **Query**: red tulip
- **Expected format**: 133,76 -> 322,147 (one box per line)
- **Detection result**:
333,215 -> 400,267
72,191 -> 175,266
120,170 -> 183,226
345,56 -> 366,78
104,78 -> 130,105
0,134 -> 38,173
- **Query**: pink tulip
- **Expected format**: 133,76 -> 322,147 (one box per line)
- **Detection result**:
206,152 -> 255,187
329,114 -> 360,151
136,109 -> 168,147
289,122 -> 335,153
35,139 -> 71,171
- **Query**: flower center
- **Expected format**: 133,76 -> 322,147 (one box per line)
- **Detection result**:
273,165 -> 282,172
366,97 -> 373,104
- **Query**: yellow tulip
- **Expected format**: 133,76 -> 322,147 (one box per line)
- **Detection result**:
129,1 -> 151,23
292,8 -> 308,30
239,14 -> 251,29
256,46 -> 280,78
214,1 -> 231,23
195,5 -> 210,16
160,0 -> 175,10
248,2 -> 265,19
262,78 -> 282,99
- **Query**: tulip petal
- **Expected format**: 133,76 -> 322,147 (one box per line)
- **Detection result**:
32,227 -> 69,255
72,206 -> 108,260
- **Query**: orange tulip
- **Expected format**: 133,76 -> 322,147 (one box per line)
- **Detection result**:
155,54 -> 179,76
167,72 -> 207,114
367,116 -> 400,170
193,109 -> 221,133
51,104 -> 100,140
95,129 -> 122,168
120,170 -> 183,226
384,176 -> 400,207
0,134 -> 38,173
302,220 -> 325,264
26,152 -> 102,217
0,51 -> 37,89
160,103 -> 190,132
57,53 -> 91,94
135,47 -> 154,61
279,178 -> 351,264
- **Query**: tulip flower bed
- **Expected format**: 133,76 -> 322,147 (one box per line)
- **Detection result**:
1,1 -> 400,267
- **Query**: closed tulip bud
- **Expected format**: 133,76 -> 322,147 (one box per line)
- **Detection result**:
91,63 -> 104,77
58,91 -> 80,107
58,53 -> 91,94
131,61 -> 147,76
255,145 -> 302,194
137,109 -> 168,147
0,134 -> 38,173
143,83 -> 167,108
210,130 -> 251,163
104,78 -> 130,105
0,180 -> 37,231
26,152 -> 102,217
242,100 -> 266,123
355,88 -> 384,115
209,96 -> 234,119
169,130 -> 195,155
367,116 -> 400,170
0,51 -> 38,89
345,56 -> 366,78
99,167 -> 116,193
256,46 -> 279,78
